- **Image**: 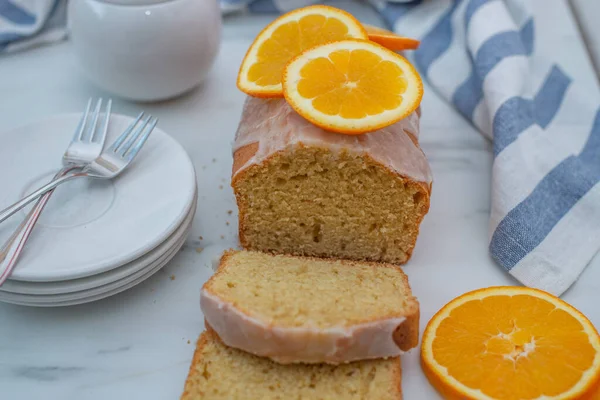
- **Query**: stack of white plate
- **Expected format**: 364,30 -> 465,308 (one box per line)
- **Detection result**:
0,114 -> 197,307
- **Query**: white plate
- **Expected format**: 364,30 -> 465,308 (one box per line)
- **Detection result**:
0,190 -> 197,295
0,237 -> 185,307
0,114 -> 196,281
0,222 -> 190,305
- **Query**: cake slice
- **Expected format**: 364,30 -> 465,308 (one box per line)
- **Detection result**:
181,330 -> 403,400
201,250 -> 419,364
232,96 -> 432,264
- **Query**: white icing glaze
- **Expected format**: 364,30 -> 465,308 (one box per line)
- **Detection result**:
201,290 -> 406,365
232,97 -> 432,184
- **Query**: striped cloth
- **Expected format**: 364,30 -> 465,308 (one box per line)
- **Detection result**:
224,0 -> 600,296
391,0 -> 600,296
0,0 -> 66,53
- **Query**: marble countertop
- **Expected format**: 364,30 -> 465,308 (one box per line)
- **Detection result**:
0,1 -> 599,399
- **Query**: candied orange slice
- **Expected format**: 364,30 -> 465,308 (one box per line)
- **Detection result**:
282,39 -> 423,134
363,24 -> 420,51
421,286 -> 600,400
237,5 -> 367,98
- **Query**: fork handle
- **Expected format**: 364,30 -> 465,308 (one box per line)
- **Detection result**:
0,166 -> 76,261
0,166 -> 80,286
0,171 -> 86,224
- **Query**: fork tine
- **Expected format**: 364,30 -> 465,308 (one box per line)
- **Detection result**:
95,98 -> 112,146
74,98 -> 93,141
126,117 -> 158,159
110,111 -> 145,152
118,115 -> 152,156
87,98 -> 103,143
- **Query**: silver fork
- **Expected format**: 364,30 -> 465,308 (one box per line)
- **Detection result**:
0,113 -> 158,225
64,98 -> 111,166
0,98 -> 111,285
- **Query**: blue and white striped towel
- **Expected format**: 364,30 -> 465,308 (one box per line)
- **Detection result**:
224,0 -> 600,296
0,0 -> 66,53
391,0 -> 600,296
2,0 -> 599,296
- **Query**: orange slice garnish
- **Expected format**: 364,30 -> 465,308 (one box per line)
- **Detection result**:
237,5 -> 368,98
422,286 -> 600,400
363,23 -> 420,51
282,39 -> 423,135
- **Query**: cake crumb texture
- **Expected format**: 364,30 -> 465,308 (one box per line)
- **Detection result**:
206,250 -> 418,329
233,145 -> 430,264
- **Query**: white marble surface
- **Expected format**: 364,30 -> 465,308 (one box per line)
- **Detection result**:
0,1 -> 599,399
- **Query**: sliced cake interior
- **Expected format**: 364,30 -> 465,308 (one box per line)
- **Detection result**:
206,250 -> 418,329
234,145 -> 430,264
181,331 -> 403,400
201,250 -> 419,363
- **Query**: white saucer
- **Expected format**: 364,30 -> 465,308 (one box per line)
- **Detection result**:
0,222 -> 190,305
0,235 -> 188,307
0,190 -> 197,295
0,114 -> 196,282
0,195 -> 196,306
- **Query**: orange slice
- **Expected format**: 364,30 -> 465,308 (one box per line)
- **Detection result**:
237,5 -> 368,97
282,39 -> 423,135
363,23 -> 420,51
591,384 -> 600,400
422,286 -> 600,400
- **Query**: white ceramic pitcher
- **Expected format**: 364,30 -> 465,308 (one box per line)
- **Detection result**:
68,0 -> 221,101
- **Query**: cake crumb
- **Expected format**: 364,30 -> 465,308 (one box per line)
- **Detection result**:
196,247 -> 204,253
199,236 -> 203,240
220,235 -> 225,239
170,275 -> 176,281
187,340 -> 191,344
226,222 -> 230,226
227,210 -> 233,215
219,185 -> 223,190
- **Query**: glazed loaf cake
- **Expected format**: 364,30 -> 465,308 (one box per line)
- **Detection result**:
232,96 -> 432,264
201,250 -> 419,364
181,330 -> 403,400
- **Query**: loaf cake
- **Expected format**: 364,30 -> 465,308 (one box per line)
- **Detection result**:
201,250 -> 419,364
181,330 -> 403,400
232,96 -> 432,264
